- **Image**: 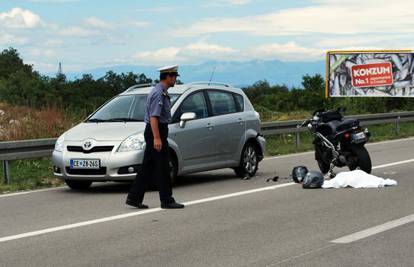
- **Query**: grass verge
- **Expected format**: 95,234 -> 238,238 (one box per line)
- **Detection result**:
0,157 -> 63,194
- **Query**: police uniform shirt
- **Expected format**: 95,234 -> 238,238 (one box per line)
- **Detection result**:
144,83 -> 171,124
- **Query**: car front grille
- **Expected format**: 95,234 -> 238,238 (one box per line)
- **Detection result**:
65,167 -> 107,175
66,146 -> 114,153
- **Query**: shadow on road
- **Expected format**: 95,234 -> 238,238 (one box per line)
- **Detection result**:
61,169 -> 240,194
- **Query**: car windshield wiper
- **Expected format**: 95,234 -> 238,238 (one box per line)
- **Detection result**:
86,118 -> 108,123
106,118 -> 142,122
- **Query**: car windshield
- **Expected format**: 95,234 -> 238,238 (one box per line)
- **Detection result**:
86,94 -> 180,122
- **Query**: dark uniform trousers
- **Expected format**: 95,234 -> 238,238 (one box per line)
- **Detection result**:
127,123 -> 174,204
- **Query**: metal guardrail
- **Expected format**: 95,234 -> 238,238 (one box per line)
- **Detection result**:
260,111 -> 414,135
1,111 -> 414,184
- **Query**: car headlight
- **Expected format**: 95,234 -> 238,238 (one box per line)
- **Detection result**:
55,134 -> 65,152
117,133 -> 145,152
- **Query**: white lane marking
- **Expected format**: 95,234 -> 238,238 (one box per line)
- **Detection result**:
0,187 -> 65,198
331,213 -> 414,244
372,158 -> 414,169
0,156 -> 413,243
0,183 -> 295,243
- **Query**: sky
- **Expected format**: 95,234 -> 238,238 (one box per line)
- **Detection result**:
1,0 -> 413,73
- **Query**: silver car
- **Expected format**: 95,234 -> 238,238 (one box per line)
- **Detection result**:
52,82 -> 265,190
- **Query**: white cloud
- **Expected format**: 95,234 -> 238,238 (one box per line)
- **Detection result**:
0,32 -> 28,45
134,47 -> 181,64
26,61 -> 56,72
175,0 -> 414,36
133,42 -> 237,64
127,21 -> 150,28
25,0 -> 79,3
45,39 -> 64,46
59,26 -> 101,37
134,7 -> 177,13
28,48 -> 57,58
0,7 -> 41,28
228,0 -> 251,5
203,0 -> 251,7
245,42 -> 324,61
133,41 -> 325,64
83,17 -> 113,29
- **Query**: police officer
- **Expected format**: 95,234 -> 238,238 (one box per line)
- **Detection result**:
126,65 -> 184,209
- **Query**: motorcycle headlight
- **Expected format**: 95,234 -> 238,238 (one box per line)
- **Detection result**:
117,133 -> 145,152
54,134 -> 65,152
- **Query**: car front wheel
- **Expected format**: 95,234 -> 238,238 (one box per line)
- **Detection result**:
234,142 -> 259,178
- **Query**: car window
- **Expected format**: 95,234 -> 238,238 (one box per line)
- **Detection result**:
234,93 -> 244,112
207,91 -> 237,116
179,92 -> 208,119
89,95 -> 136,121
130,95 -> 148,120
87,94 -> 181,122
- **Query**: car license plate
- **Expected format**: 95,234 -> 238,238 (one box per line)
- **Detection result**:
70,159 -> 100,169
352,132 -> 366,143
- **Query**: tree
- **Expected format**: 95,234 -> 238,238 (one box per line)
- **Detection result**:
0,47 -> 33,79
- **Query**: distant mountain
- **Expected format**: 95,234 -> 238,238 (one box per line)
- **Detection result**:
62,59 -> 325,88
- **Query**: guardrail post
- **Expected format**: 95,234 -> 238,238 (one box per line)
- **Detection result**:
2,160 -> 11,185
396,116 -> 401,135
295,126 -> 300,152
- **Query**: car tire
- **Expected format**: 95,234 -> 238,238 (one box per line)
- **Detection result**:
65,180 -> 92,190
234,142 -> 259,178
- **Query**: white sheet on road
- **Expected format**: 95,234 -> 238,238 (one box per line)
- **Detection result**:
322,170 -> 398,189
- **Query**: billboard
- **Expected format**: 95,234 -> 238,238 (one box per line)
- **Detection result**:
326,50 -> 414,97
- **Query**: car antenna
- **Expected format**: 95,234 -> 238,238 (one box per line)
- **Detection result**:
208,66 -> 216,85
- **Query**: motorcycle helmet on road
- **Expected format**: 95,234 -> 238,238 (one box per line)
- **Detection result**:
302,171 -> 324,189
292,166 -> 309,183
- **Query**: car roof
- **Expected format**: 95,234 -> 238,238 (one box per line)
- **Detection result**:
119,82 -> 243,96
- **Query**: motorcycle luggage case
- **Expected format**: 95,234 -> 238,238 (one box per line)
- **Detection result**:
336,118 -> 359,132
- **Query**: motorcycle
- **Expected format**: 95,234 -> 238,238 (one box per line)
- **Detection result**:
299,108 -> 372,177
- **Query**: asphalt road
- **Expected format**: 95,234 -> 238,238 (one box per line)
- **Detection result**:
0,138 -> 414,266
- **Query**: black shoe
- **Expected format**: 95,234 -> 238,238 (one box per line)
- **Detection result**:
161,201 -> 185,209
126,198 -> 148,209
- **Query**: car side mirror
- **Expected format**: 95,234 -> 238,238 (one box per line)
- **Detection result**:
179,112 -> 196,128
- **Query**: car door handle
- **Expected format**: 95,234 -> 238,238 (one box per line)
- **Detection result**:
237,118 -> 244,125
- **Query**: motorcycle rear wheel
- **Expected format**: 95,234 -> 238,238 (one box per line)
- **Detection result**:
349,145 -> 372,173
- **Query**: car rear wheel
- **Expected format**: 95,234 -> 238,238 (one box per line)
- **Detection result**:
234,142 -> 259,178
65,180 -> 92,190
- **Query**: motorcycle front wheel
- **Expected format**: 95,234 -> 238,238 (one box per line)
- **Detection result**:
315,151 -> 330,174
349,145 -> 372,173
